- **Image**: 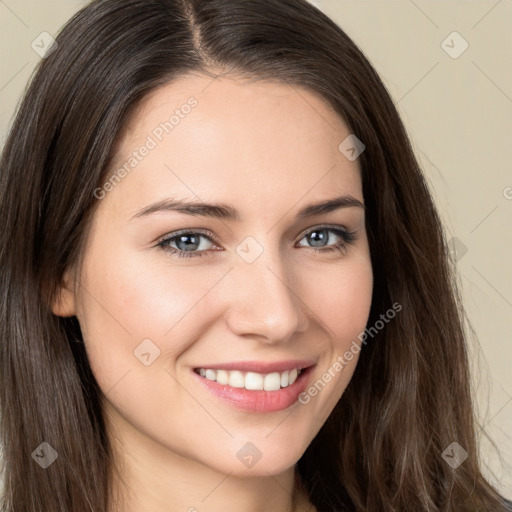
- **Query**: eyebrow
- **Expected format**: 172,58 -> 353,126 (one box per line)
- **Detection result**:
130,194 -> 364,221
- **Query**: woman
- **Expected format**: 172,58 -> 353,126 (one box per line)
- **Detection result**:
0,0 -> 510,510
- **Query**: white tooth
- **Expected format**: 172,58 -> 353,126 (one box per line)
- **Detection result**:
205,369 -> 217,381
229,370 -> 245,388
216,370 -> 229,385
245,372 -> 264,390
201,368 -> 299,390
264,372 -> 281,391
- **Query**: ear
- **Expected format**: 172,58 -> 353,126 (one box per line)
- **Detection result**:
51,269 -> 77,317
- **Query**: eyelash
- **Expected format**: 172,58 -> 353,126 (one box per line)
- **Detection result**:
156,225 -> 357,259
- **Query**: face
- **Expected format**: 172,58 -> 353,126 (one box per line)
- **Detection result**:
54,74 -> 373,477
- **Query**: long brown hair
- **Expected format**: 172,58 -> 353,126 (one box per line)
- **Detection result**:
0,0 -> 508,510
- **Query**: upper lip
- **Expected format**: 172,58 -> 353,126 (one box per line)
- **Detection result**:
194,359 -> 316,374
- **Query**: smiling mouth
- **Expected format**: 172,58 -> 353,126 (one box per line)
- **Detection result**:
193,367 -> 306,391
192,363 -> 315,413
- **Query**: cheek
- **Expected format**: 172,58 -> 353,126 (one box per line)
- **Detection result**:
307,255 -> 373,345
296,256 -> 372,406
76,247 -> 231,381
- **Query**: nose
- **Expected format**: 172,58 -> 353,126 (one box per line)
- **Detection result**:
223,248 -> 309,344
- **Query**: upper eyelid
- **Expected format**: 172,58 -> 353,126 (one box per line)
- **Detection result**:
158,228 -> 218,246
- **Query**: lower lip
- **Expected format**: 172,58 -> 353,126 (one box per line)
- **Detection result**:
193,367 -> 314,413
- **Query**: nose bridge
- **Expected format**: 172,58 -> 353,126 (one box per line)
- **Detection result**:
225,238 -> 308,342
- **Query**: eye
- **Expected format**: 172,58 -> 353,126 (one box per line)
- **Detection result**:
296,225 -> 357,254
157,225 -> 357,259
157,229 -> 218,259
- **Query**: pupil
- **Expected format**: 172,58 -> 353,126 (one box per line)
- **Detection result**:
309,230 -> 327,247
177,235 -> 199,251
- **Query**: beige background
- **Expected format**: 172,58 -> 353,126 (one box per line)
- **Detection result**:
1,0 -> 511,499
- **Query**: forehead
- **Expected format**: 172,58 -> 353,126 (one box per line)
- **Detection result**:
104,74 -> 362,215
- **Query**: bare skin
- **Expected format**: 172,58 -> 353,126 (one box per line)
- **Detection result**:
52,73 -> 373,512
